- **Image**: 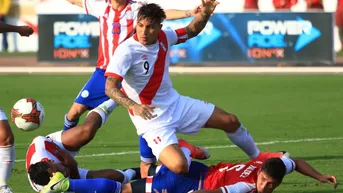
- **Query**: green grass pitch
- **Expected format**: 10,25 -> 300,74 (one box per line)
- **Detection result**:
0,74 -> 342,193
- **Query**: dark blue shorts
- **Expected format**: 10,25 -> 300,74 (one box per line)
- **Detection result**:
74,68 -> 109,109
151,161 -> 208,193
139,136 -> 156,163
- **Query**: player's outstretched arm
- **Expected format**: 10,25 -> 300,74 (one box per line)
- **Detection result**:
164,4 -> 201,20
0,22 -> 34,36
184,0 -> 219,39
293,158 -> 338,189
65,0 -> 83,7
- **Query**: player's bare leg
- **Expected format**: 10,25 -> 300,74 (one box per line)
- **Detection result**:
64,103 -> 88,130
158,140 -> 210,174
61,99 -> 117,151
0,108 -> 15,193
140,161 -> 153,178
204,107 -> 282,160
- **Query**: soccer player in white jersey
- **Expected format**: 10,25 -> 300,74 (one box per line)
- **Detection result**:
26,100 -> 140,192
62,0 -> 201,130
63,0 -> 202,176
104,1 -> 285,175
0,24 -> 33,193
0,108 -> 15,193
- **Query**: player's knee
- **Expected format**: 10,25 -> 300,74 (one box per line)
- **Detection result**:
223,114 -> 241,133
0,121 -> 14,146
169,159 -> 189,174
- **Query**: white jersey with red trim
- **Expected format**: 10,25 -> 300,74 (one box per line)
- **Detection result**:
82,0 -> 145,70
25,132 -> 79,192
105,28 -> 188,134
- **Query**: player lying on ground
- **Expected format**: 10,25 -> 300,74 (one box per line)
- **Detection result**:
26,100 -> 139,192
33,140 -> 210,193
0,108 -> 15,193
42,144 -> 338,193
0,22 -> 33,36
104,0 -> 284,176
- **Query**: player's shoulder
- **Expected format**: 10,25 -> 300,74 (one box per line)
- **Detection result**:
120,37 -> 141,51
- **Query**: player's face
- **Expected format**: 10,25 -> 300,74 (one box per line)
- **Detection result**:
136,18 -> 162,45
46,161 -> 70,177
256,171 -> 281,193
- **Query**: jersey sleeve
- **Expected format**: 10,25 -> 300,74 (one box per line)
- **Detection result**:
105,46 -> 132,81
163,28 -> 188,46
82,0 -> 108,18
220,182 -> 256,193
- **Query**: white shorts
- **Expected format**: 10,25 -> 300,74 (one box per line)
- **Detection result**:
141,95 -> 215,159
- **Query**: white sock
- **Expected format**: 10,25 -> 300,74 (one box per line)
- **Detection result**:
226,125 -> 260,159
181,147 -> 191,170
0,109 -> 7,121
0,145 -> 15,187
98,99 -> 118,114
87,108 -> 107,125
116,169 -> 135,184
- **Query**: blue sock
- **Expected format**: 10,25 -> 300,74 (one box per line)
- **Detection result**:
63,114 -> 79,131
69,178 -> 122,193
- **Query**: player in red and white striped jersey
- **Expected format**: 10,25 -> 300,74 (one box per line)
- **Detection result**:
124,150 -> 337,193
0,108 -> 15,193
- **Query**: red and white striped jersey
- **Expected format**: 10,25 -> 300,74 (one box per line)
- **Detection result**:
105,28 -> 188,132
82,0 -> 145,70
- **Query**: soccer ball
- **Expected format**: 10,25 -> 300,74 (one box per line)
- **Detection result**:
11,98 -> 45,131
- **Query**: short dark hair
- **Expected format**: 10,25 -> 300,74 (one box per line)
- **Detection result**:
261,158 -> 286,182
28,162 -> 51,186
137,3 -> 166,25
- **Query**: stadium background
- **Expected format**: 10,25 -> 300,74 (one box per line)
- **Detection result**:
0,0 -> 343,192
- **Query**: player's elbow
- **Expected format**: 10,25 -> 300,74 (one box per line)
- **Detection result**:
105,80 -> 117,97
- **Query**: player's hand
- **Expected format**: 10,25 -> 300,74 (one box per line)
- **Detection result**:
190,5 -> 201,16
17,26 -> 34,37
130,104 -> 157,120
55,144 -> 78,169
318,175 -> 338,189
199,0 -> 220,17
154,189 -> 168,193
190,3 -> 214,17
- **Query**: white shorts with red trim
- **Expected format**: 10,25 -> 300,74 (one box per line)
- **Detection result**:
140,95 -> 215,160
